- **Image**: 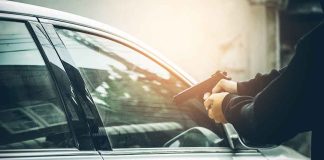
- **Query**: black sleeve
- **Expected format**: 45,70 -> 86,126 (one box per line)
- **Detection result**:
237,67 -> 286,97
221,23 -> 322,145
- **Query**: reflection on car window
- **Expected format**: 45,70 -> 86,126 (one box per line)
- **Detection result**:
57,28 -> 223,149
0,21 -> 74,149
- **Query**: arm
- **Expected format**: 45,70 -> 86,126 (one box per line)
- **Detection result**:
205,21 -> 323,144
222,30 -> 317,144
237,67 -> 286,97
210,67 -> 286,97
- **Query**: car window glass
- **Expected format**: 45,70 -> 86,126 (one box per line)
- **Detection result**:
56,28 -> 225,149
0,21 -> 74,149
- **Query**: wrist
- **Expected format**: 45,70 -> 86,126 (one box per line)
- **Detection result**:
221,93 -> 238,115
225,80 -> 238,93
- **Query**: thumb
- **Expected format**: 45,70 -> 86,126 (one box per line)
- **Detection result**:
212,80 -> 224,93
203,92 -> 211,101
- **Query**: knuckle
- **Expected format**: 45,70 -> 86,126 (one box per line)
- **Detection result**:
204,99 -> 211,109
219,79 -> 225,85
208,110 -> 214,119
203,92 -> 210,100
212,87 -> 217,93
219,79 -> 228,86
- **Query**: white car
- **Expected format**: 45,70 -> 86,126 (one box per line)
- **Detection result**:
0,1 -> 308,160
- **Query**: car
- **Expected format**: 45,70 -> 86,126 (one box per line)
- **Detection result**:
0,1 -> 308,160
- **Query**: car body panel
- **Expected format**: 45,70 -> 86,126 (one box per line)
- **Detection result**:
102,153 -> 264,160
0,150 -> 101,160
259,146 -> 309,160
100,148 -> 263,160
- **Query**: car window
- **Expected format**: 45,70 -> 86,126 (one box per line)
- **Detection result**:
0,21 -> 74,149
56,28 -> 224,149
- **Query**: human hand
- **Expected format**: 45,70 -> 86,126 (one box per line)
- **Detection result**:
212,79 -> 238,94
203,92 -> 229,123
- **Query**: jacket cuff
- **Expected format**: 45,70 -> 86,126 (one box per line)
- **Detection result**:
237,81 -> 250,95
221,93 -> 238,114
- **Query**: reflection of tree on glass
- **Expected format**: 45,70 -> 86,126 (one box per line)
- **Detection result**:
57,29 -> 200,148
0,21 -> 73,149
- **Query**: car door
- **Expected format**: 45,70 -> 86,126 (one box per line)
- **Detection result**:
40,19 -> 265,160
0,14 -> 101,160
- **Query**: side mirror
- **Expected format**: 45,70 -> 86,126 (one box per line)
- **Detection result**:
223,123 -> 277,149
163,127 -> 224,147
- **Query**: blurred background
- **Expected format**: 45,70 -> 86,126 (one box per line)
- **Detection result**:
10,0 -> 323,157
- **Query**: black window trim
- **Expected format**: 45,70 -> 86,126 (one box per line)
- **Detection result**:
27,21 -> 100,151
39,22 -> 112,151
26,21 -> 81,150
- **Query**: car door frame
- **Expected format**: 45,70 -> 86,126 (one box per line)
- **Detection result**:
37,17 -> 263,159
0,12 -> 101,160
37,17 -> 204,152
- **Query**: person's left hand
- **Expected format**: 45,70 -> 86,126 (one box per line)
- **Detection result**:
203,92 -> 229,123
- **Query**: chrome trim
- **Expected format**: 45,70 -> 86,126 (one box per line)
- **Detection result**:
0,148 -> 79,153
0,150 -> 99,158
100,147 -> 258,155
0,12 -> 37,21
0,148 -> 79,154
100,152 -> 263,160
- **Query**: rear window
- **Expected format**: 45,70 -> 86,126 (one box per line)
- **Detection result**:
0,20 -> 74,149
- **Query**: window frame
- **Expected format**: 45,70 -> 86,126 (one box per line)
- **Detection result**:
39,18 -> 232,153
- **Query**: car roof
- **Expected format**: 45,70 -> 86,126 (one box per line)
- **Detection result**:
0,1 -> 196,84
0,1 -> 119,34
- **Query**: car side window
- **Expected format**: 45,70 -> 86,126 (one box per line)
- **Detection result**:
0,21 -> 74,149
56,29 -> 200,148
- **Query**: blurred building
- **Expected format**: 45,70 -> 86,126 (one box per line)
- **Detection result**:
10,0 -> 322,79
10,0 -> 283,81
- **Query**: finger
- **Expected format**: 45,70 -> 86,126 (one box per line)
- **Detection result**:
210,107 -> 223,122
222,71 -> 227,76
214,112 -> 226,123
203,92 -> 211,100
212,80 -> 223,93
208,109 -> 214,119
221,71 -> 232,80
204,98 -> 213,110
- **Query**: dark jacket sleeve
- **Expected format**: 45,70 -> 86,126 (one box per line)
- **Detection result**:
221,23 -> 323,145
237,68 -> 286,97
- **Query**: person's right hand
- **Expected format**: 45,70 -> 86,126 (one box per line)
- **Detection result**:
211,79 -> 238,94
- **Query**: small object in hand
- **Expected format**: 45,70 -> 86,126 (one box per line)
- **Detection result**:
173,71 -> 230,105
